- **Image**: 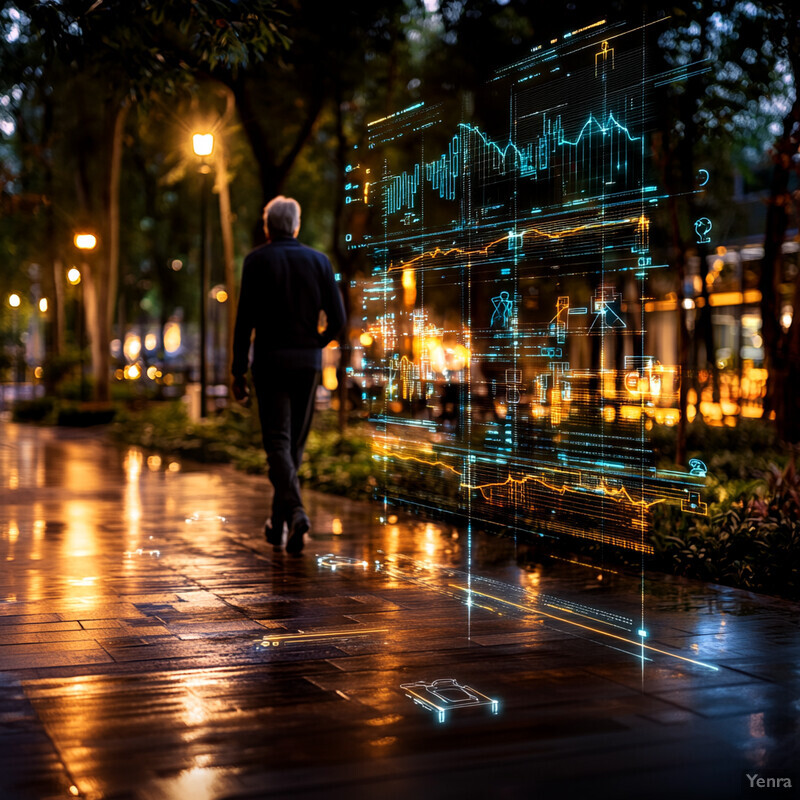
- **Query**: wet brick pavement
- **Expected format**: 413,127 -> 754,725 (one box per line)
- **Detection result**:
0,422 -> 798,799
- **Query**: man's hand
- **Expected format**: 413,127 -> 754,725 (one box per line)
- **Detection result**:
231,376 -> 250,406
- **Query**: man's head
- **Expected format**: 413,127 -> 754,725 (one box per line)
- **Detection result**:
263,195 -> 301,239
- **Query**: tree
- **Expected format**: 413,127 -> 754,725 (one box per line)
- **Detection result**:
12,0 -> 286,402
758,1 -> 800,440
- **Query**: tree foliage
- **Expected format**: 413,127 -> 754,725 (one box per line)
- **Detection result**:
0,0 -> 797,431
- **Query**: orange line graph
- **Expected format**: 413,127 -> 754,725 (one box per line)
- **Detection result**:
388,216 -> 634,272
374,444 -> 463,477
373,442 -> 664,510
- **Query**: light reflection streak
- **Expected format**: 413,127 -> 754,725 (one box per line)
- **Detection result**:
384,553 -> 633,631
31,514 -> 45,561
124,548 -> 160,558
124,449 -> 143,557
258,627 -> 388,648
451,585 -> 718,671
64,502 -> 97,558
185,512 -> 228,524
147,766 -> 229,800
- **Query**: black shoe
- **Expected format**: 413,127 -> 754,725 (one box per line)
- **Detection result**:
286,511 -> 310,555
265,518 -> 284,547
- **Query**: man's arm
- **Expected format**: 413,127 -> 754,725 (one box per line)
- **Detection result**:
231,257 -> 256,380
319,259 -> 346,347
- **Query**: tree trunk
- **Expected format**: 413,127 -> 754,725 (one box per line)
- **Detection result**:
104,101 -> 129,365
77,99 -> 129,404
671,203 -> 690,468
652,128 -> 690,464
782,263 -> 800,442
776,34 -> 800,444
52,258 -> 64,359
762,70 -> 800,433
229,75 -> 325,246
215,87 -> 237,381
696,242 -> 720,403
42,95 -> 63,361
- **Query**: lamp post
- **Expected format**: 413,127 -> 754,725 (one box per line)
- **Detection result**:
210,285 -> 228,385
7,293 -> 21,386
67,265 -> 84,399
73,232 -> 97,401
192,132 -> 214,418
34,296 -> 48,380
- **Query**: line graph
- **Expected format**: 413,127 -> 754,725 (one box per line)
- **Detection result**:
384,110 -> 643,214
388,216 -> 637,271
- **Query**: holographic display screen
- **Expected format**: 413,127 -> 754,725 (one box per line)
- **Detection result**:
348,20 -> 706,552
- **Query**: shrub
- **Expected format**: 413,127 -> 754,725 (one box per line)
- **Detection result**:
11,397 -> 58,423
649,418 -> 784,481
56,403 -> 117,427
111,401 -> 375,500
651,456 -> 800,599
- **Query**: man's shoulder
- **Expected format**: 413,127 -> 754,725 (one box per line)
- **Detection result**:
296,242 -> 331,265
244,240 -> 331,273
277,240 -> 331,269
243,242 -> 272,266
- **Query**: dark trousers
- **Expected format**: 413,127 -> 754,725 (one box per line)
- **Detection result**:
253,368 -> 320,530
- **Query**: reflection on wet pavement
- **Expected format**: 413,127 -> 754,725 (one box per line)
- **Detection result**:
1,422 -> 799,799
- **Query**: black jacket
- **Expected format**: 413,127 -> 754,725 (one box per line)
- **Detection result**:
231,236 -> 346,376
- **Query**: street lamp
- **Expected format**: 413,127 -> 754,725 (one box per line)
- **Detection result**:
74,233 -> 97,251
73,233 -> 97,402
210,284 -> 227,384
34,297 -> 49,378
192,134 -> 214,158
7,293 -> 21,385
67,263 -> 85,400
192,131 -> 214,417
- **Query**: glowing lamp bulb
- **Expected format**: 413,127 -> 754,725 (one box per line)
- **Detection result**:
8,293 -> 20,308
67,268 -> 81,285
39,297 -> 48,312
74,233 -> 97,250
192,133 -> 214,157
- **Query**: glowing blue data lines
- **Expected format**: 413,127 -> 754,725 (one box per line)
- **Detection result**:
387,164 -> 421,215
557,112 -> 640,146
367,101 -> 426,128
350,17 -> 707,557
383,111 -> 641,216
457,122 -> 538,174
426,134 -> 460,201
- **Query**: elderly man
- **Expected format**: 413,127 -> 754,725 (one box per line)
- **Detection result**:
231,196 -> 346,554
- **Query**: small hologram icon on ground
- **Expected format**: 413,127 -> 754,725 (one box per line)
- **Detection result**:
400,678 -> 500,723
316,554 -> 371,571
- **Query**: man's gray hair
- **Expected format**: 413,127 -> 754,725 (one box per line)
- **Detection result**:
263,195 -> 301,238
